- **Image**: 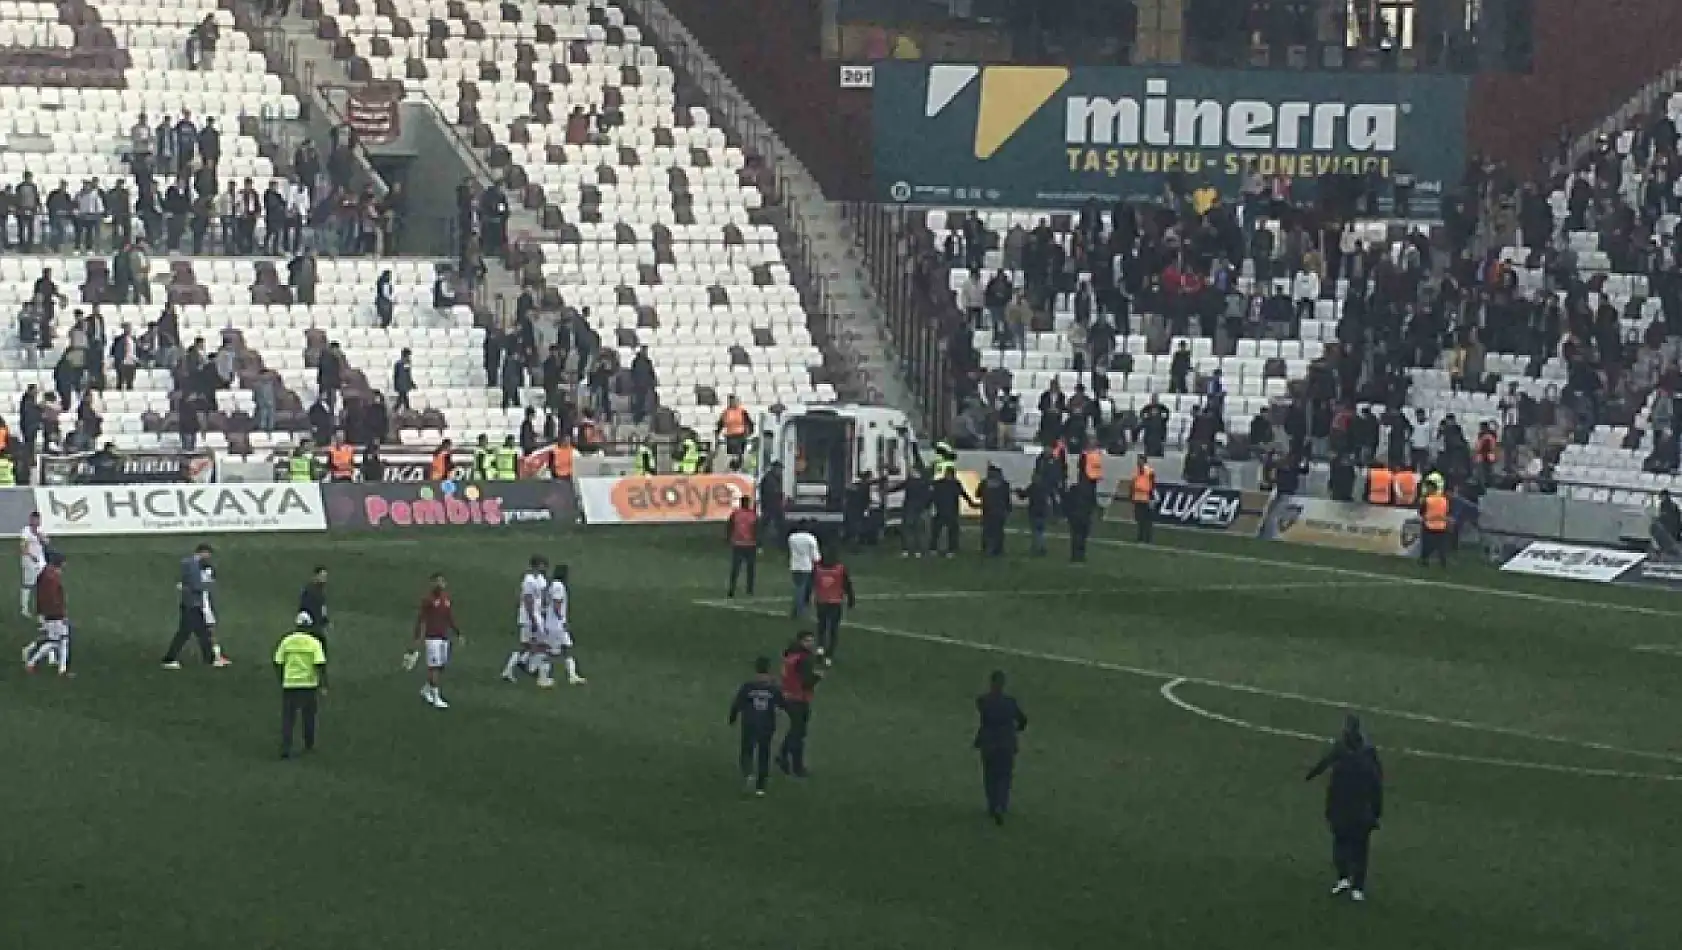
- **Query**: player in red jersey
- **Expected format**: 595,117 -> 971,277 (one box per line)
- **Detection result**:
405,572 -> 462,709
23,551 -> 71,676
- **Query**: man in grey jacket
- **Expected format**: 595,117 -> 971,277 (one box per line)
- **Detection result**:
162,543 -> 227,669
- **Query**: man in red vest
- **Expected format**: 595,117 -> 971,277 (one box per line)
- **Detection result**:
777,631 -> 823,778
811,553 -> 856,666
725,496 -> 758,597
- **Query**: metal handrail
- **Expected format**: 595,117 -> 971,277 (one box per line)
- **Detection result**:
402,83 -> 505,191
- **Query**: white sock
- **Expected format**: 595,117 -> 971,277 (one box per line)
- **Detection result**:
24,640 -> 49,666
564,656 -> 579,680
212,642 -> 224,661
422,683 -> 436,699
55,638 -> 70,672
19,587 -> 29,615
502,651 -> 522,677
538,655 -> 553,681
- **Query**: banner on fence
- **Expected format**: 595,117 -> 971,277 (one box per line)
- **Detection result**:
34,484 -> 326,536
1499,541 -> 1646,583
873,61 -> 1469,208
576,474 -> 754,524
323,481 -> 577,531
1107,481 -> 1267,531
36,450 -> 217,486
1258,496 -> 1422,558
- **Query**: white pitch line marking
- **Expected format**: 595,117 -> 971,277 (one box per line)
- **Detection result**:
696,600 -> 1682,776
1010,528 -> 1682,619
698,579 -> 1403,609
1633,644 -> 1682,656
1160,679 -> 1682,783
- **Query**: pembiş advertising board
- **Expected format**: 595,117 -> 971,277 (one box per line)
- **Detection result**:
323,481 -> 577,531
873,61 -> 1468,209
34,484 -> 326,536
1258,496 -> 1422,558
1499,541 -> 1646,584
577,474 -> 754,524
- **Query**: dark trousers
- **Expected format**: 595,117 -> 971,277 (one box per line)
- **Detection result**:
1133,501 -> 1154,542
1069,515 -> 1091,561
930,510 -> 959,553
778,701 -> 810,774
281,687 -> 319,756
901,510 -> 925,553
981,516 -> 1005,556
728,546 -> 756,596
815,603 -> 843,658
1420,529 -> 1449,566
163,604 -> 215,663
1332,824 -> 1373,888
738,726 -> 772,789
980,747 -> 1016,816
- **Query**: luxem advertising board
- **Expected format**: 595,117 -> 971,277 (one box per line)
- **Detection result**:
873,62 -> 1469,209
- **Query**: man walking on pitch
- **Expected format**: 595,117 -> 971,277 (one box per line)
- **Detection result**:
406,572 -> 462,708
728,656 -> 783,796
162,543 -> 227,669
810,553 -> 855,666
275,611 -> 327,758
725,496 -> 758,597
23,552 -> 72,676
19,510 -> 48,619
787,523 -> 819,618
776,630 -> 823,778
298,565 -> 330,642
974,670 -> 1027,824
1306,714 -> 1384,902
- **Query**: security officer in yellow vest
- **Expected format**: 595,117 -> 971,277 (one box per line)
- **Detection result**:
287,444 -> 314,483
494,436 -> 520,481
677,432 -> 702,474
635,438 -> 657,475
0,452 -> 15,486
931,441 -> 958,480
473,434 -> 495,480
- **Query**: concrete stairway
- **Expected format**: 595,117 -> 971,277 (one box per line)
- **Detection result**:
628,0 -> 922,430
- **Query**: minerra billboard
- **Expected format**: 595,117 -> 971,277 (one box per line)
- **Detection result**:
873,62 -> 1469,209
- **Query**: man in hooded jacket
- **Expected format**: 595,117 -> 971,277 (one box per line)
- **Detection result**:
1305,714 -> 1385,903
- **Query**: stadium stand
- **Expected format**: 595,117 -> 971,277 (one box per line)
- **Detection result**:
294,0 -> 838,435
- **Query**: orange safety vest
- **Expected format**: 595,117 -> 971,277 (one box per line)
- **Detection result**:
1366,467 -> 1393,505
1475,433 -> 1497,463
1422,494 -> 1450,532
0,422 -> 9,450
429,450 -> 450,481
328,444 -> 354,478
550,443 -> 574,478
1393,470 -> 1419,506
1130,466 -> 1155,503
727,508 -> 757,547
1081,449 -> 1103,482
720,406 -> 749,438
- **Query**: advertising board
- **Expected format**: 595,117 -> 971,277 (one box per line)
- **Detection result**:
1499,541 -> 1645,583
873,61 -> 1468,209
37,450 -> 217,486
322,482 -> 577,531
1258,496 -> 1422,558
1107,481 -> 1265,531
576,475 -> 754,524
34,484 -> 326,536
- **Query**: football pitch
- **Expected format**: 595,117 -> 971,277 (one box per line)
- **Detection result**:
3,519 -> 1679,950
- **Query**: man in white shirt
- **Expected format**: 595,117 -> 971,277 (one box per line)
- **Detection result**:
18,510 -> 46,619
787,525 -> 820,619
284,176 -> 311,253
1409,408 -> 1434,473
540,564 -> 584,687
502,555 -> 551,685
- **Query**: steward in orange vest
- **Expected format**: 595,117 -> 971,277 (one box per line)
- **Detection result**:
1393,468 -> 1419,506
549,439 -> 575,480
725,497 -> 758,597
1418,488 -> 1452,567
327,439 -> 355,481
777,631 -> 823,777
1366,466 -> 1393,506
429,440 -> 453,481
1129,455 -> 1157,543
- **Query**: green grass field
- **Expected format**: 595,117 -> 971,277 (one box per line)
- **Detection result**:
3,517 -> 1680,950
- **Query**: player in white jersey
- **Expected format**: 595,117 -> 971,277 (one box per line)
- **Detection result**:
501,555 -> 550,683
19,511 -> 47,619
541,564 -> 585,687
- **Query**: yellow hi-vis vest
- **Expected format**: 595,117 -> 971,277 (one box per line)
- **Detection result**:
288,455 -> 313,482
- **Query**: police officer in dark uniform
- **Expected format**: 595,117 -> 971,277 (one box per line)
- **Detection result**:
757,461 -> 785,545
727,656 -> 784,797
1306,714 -> 1385,902
979,465 -> 1012,556
842,472 -> 872,546
898,463 -> 931,558
1015,458 -> 1056,555
1064,476 -> 1097,562
974,670 -> 1027,825
929,468 -> 976,557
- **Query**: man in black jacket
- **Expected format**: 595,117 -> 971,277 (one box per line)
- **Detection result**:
757,462 -> 785,545
728,656 -> 783,796
974,670 -> 1027,824
979,465 -> 1012,556
1306,714 -> 1384,902
929,467 -> 977,557
1016,457 -> 1055,555
298,566 -> 330,642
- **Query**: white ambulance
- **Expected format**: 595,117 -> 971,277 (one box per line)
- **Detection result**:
754,404 -> 919,524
